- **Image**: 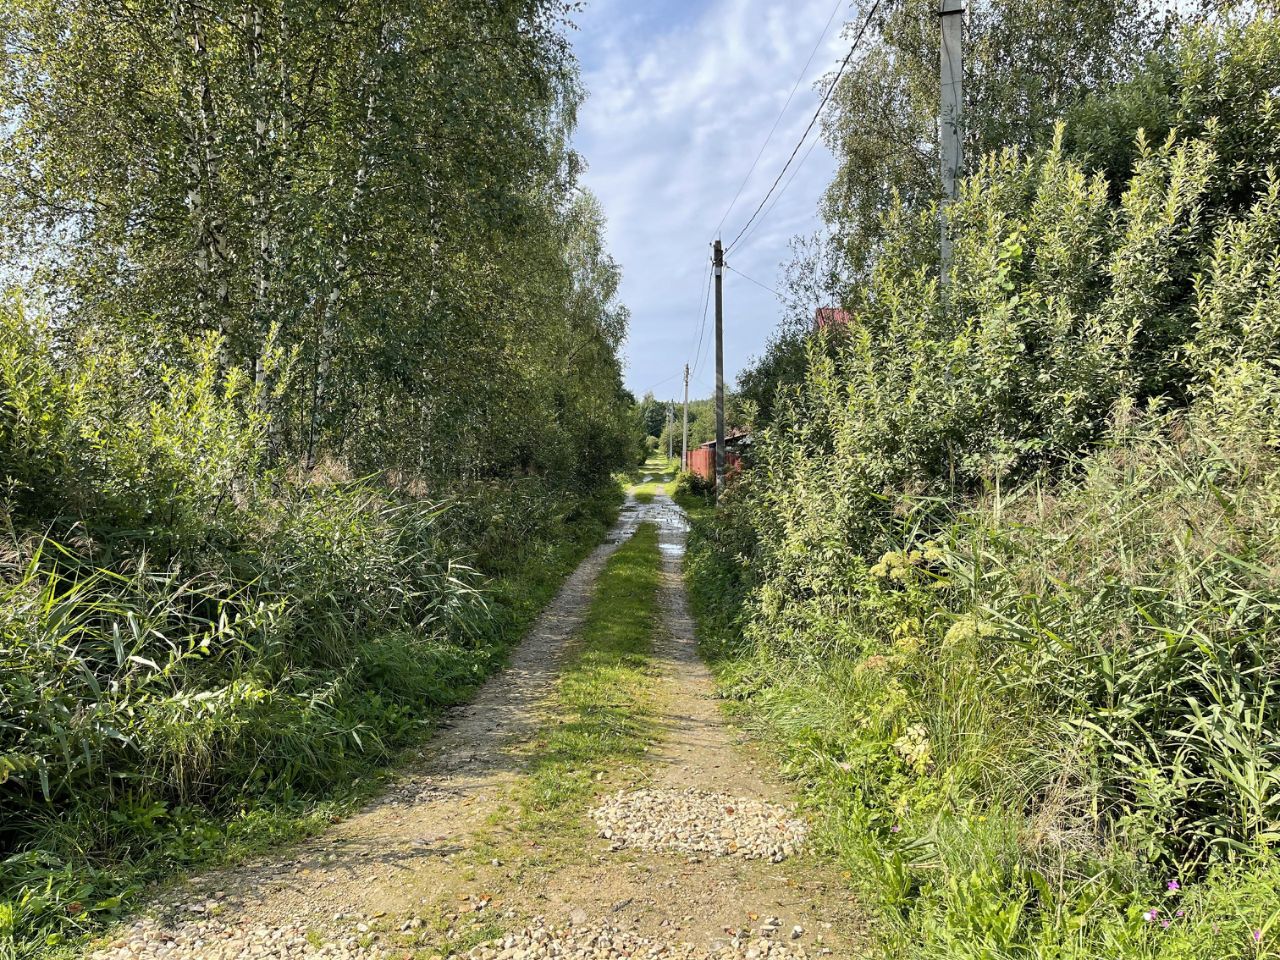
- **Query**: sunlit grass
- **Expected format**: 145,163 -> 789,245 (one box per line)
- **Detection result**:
630,454 -> 679,504
520,522 -> 662,821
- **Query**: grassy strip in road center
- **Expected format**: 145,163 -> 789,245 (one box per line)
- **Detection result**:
629,456 -> 678,504
519,521 -> 664,823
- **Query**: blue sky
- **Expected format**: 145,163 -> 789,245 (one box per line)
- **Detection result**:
569,0 -> 850,401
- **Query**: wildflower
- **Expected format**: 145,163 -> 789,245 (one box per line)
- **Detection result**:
893,724 -> 934,774
1254,929 -> 1264,943
890,824 -> 901,833
1161,920 -> 1171,929
1143,909 -> 1159,923
1176,910 -> 1185,918
855,654 -> 891,674
1167,879 -> 1180,892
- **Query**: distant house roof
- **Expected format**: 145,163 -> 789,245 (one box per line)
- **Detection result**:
814,306 -> 851,330
699,430 -> 751,450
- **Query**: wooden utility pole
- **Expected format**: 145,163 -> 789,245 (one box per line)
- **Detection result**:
939,0 -> 964,284
681,363 -> 689,472
713,239 -> 725,500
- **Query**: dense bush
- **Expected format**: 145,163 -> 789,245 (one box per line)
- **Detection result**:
0,305 -> 620,955
692,383 -> 1280,957
674,470 -> 714,501
688,14 -> 1280,959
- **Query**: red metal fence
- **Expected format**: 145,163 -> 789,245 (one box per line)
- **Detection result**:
685,447 -> 741,485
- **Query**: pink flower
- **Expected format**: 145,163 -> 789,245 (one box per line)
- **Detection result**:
1144,909 -> 1159,923
1167,880 -> 1180,892
890,824 -> 901,833
1176,910 -> 1185,918
1254,929 -> 1264,943
1161,920 -> 1171,929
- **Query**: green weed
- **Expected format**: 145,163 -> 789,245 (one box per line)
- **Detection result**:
628,455 -> 679,504
520,522 -> 662,823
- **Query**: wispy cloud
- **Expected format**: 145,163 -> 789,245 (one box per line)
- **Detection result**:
571,0 -> 849,399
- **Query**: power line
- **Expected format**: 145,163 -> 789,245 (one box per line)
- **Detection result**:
724,0 -> 882,255
637,369 -> 684,399
732,125 -> 825,253
687,254 -> 712,359
712,0 -> 848,239
724,264 -> 804,310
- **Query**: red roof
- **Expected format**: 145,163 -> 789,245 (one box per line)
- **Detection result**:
814,307 -> 851,329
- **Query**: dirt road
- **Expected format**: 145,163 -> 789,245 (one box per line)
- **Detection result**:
88,491 -> 865,960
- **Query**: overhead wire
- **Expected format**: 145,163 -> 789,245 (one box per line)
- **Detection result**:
711,0 -> 848,239
637,369 -> 685,399
690,247 -> 715,379
724,264 -> 804,310
731,125 -> 825,253
724,0 -> 882,255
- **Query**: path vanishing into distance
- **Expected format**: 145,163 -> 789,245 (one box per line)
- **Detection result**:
87,471 -> 866,960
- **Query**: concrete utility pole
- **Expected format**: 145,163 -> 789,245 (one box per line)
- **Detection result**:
713,239 -> 725,501
939,0 -> 964,284
681,363 -> 689,472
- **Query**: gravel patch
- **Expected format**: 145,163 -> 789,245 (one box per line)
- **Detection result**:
591,789 -> 806,863
467,918 -> 822,959
87,912 -> 393,960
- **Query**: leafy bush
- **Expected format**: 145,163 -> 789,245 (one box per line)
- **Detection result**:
687,15 -> 1280,959
0,304 -> 271,554
0,304 -> 619,956
674,470 -> 714,501
692,382 -> 1280,956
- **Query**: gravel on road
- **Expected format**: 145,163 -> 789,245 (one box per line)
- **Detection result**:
466,918 -> 822,959
591,789 -> 806,863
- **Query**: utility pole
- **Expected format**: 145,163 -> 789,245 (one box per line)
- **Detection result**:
714,239 -> 725,500
681,363 -> 689,472
939,0 -> 964,284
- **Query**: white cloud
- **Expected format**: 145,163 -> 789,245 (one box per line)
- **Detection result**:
570,0 -> 849,399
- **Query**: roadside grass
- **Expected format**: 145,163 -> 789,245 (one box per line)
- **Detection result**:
20,497 -> 619,960
518,521 -> 663,829
680,470 -> 1280,960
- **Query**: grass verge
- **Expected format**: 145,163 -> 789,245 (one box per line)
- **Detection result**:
680,492 -> 1280,960
12,492 -> 620,960
519,521 -> 663,827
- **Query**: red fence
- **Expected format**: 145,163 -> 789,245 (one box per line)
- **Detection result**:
685,447 -> 742,485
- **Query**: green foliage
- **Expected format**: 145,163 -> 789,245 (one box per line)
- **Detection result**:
0,302 -> 620,957
821,0 -> 1183,281
674,469 -> 714,503
691,392 -> 1280,957
636,393 -> 671,440
689,12 -> 1280,960
0,305 -> 272,553
0,0 -> 634,487
521,522 -> 661,818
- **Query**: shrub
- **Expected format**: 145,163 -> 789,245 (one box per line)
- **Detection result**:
688,16 -> 1280,958
674,469 -> 713,501
0,302 -> 619,954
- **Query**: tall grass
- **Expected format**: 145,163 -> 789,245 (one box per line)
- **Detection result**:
0,308 -> 622,958
687,391 -> 1280,958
